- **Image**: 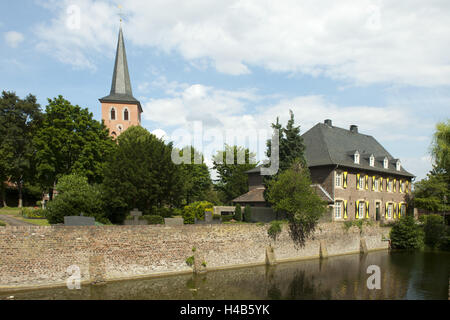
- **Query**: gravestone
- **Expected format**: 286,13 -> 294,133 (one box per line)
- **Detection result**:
204,211 -> 213,223
130,208 -> 142,225
64,216 -> 96,226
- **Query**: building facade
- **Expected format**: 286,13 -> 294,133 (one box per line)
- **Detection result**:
99,27 -> 142,138
233,119 -> 414,222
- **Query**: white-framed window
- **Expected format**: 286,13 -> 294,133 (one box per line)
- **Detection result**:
369,155 -> 374,167
374,178 -> 379,191
396,160 -> 401,171
401,182 -> 405,193
359,176 -> 364,190
123,108 -> 129,121
388,181 -> 393,192
110,107 -> 116,120
387,204 -> 393,219
334,201 -> 342,219
335,172 -> 342,187
358,202 -> 365,219
383,157 -> 388,169
400,204 -> 406,216
354,151 -> 360,164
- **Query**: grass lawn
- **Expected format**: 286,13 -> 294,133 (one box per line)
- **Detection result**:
0,207 -> 50,226
0,207 -> 21,216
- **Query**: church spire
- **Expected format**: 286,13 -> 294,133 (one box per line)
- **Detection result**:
99,26 -> 142,112
110,26 -> 133,97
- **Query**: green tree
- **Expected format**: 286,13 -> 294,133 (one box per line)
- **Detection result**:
234,204 -> 242,221
101,126 -> 185,223
178,146 -> 212,204
33,96 -> 114,199
390,216 -> 424,250
414,120 -> 450,213
423,214 -> 446,248
212,145 -> 257,204
0,91 -> 42,207
266,110 -> 307,173
45,174 -> 108,224
244,204 -> 252,222
267,160 -> 327,247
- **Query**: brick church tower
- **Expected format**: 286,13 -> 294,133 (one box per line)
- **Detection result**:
99,26 -> 142,138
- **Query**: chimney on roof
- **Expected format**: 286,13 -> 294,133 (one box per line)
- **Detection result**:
324,119 -> 332,126
350,125 -> 358,133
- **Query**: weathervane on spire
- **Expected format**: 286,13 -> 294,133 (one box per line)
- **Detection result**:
118,4 -> 124,25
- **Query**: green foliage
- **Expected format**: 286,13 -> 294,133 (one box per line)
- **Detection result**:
101,126 -> 185,223
33,95 -> 114,194
45,174 -> 106,224
267,161 -> 327,247
390,216 -> 424,250
142,215 -> 164,225
0,91 -> 43,207
234,204 -> 242,221
267,220 -> 283,242
243,205 -> 252,222
266,110 -> 307,172
212,145 -> 257,204
186,256 -> 195,267
221,215 -> 234,222
343,219 -> 373,233
414,173 -> 449,212
431,119 -> 450,175
423,214 -> 446,248
0,221 -> 6,226
182,201 -> 213,224
177,146 -> 213,204
201,261 -> 207,267
21,207 -> 46,219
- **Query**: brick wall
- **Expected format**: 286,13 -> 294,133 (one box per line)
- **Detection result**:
0,223 -> 390,290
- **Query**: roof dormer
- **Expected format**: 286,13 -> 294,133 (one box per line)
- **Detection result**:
396,160 -> 401,171
369,154 -> 375,167
354,151 -> 360,164
383,157 -> 389,169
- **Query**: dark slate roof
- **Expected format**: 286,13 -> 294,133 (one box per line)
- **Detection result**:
302,123 -> 414,177
99,27 -> 142,113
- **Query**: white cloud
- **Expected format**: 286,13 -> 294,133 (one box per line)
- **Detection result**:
35,0 -> 450,86
4,31 -> 24,48
140,78 -> 430,173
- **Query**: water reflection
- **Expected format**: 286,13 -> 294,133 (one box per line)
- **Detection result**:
2,250 -> 449,300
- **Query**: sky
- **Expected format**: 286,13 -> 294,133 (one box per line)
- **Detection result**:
1,0 -> 449,181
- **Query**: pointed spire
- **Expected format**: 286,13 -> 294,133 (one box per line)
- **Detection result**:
110,26 -> 133,97
100,26 -> 142,112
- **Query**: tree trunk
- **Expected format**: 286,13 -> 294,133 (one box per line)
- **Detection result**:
18,182 -> 23,208
0,181 -> 6,207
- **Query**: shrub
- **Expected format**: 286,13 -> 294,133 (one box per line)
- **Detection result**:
45,174 -> 106,224
221,215 -> 234,222
268,220 -> 283,242
423,214 -> 446,248
234,204 -> 242,221
243,205 -> 252,222
183,201 -> 213,224
390,216 -> 424,250
186,256 -> 195,267
212,214 -> 221,220
21,207 -> 46,219
0,221 -> 6,227
142,215 -> 164,225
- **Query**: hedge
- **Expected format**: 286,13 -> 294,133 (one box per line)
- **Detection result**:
142,215 -> 165,225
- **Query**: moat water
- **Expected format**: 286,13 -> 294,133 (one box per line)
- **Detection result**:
3,250 -> 449,300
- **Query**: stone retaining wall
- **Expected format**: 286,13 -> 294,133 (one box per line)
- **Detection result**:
0,222 -> 390,290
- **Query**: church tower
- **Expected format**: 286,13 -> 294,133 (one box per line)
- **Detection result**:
99,26 -> 142,138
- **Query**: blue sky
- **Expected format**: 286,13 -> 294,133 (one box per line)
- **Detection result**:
1,0 -> 450,180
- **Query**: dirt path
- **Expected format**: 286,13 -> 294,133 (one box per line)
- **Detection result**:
0,215 -> 34,226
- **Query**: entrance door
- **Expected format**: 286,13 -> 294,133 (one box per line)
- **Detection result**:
376,202 -> 380,221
